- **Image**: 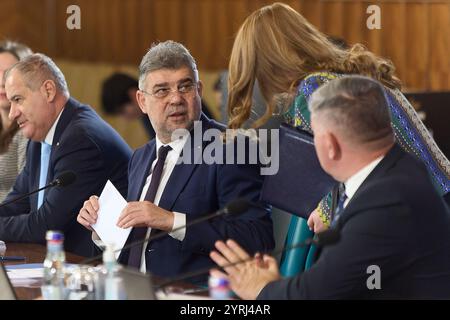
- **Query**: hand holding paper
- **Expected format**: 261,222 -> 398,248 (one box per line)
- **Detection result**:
91,180 -> 131,258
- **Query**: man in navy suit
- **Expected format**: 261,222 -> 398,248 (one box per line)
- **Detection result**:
210,76 -> 450,299
0,54 -> 131,257
77,41 -> 274,280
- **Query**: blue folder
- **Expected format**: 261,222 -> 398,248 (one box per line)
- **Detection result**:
261,123 -> 337,219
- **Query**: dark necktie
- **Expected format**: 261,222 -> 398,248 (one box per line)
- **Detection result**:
331,183 -> 347,228
127,145 -> 172,269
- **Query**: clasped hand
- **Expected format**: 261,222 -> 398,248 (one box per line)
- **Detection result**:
76,195 -> 174,232
209,239 -> 281,300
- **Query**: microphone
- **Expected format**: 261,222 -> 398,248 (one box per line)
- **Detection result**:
0,171 -> 77,209
81,198 -> 252,265
51,171 -> 77,187
157,228 -> 341,289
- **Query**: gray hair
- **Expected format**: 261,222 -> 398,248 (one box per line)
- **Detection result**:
138,40 -> 198,90
5,53 -> 69,96
0,40 -> 33,61
309,75 -> 393,145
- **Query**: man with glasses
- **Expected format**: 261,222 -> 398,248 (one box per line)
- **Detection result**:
100,72 -> 215,140
77,41 -> 274,282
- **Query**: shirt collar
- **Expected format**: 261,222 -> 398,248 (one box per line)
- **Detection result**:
155,131 -> 190,158
43,108 -> 64,146
344,155 -> 384,202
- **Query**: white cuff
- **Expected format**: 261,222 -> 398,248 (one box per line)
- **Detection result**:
169,212 -> 186,241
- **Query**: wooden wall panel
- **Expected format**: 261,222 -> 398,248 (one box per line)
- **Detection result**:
0,0 -> 48,54
362,0 -> 383,56
429,2 -> 450,90
322,2 -> 344,37
301,0 -> 323,27
405,3 -> 429,90
381,2 -> 407,82
214,0 -> 234,69
0,0 -> 449,91
342,1 -> 365,46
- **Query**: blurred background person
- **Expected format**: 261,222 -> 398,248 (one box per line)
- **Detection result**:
0,40 -> 32,201
213,70 -> 227,124
226,2 -> 450,232
102,72 -> 156,139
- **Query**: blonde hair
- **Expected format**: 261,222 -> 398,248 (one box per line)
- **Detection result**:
227,2 -> 401,129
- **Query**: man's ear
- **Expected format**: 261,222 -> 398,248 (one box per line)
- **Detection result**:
325,132 -> 342,160
41,80 -> 57,102
196,80 -> 203,98
135,90 -> 147,114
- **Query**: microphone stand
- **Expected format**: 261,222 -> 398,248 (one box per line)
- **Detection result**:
156,238 -> 315,291
0,181 -> 59,209
156,229 -> 341,291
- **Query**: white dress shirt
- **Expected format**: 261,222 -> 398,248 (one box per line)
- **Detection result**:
43,109 -> 64,145
343,156 -> 384,208
139,133 -> 189,273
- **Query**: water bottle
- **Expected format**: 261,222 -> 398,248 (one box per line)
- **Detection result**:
0,240 -> 6,257
94,243 -> 125,300
41,230 -> 66,300
208,275 -> 233,300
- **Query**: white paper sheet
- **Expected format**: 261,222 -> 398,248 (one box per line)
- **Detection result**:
7,268 -> 43,279
156,290 -> 213,300
92,180 -> 131,259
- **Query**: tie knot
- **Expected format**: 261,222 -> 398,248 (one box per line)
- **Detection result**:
158,145 -> 172,160
41,142 -> 51,156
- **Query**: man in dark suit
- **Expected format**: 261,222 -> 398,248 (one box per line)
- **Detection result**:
1,53 -> 131,257
210,75 -> 450,299
77,41 -> 274,280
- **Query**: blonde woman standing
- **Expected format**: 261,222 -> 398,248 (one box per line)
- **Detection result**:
226,3 -> 450,230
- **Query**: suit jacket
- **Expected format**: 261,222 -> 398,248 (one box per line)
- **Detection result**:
119,114 -> 274,280
0,98 -> 132,257
259,144 -> 450,299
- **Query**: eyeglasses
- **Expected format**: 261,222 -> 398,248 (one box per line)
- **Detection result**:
141,82 -> 198,99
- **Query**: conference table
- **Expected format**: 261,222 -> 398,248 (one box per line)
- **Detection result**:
4,243 -> 202,300
3,243 -> 87,299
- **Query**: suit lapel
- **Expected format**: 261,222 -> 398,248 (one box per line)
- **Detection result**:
157,135 -> 202,211
43,98 -> 77,198
339,144 -> 404,222
157,115 -> 213,211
